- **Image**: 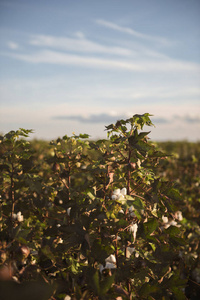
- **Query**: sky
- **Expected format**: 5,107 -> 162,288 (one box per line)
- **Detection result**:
0,0 -> 200,141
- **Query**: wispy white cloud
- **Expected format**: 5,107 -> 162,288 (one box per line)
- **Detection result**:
2,49 -> 200,73
96,19 -> 172,46
53,112 -> 200,125
7,41 -> 19,50
29,34 -> 131,56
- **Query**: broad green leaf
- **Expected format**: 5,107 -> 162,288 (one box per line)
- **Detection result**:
144,218 -> 159,235
100,275 -> 115,295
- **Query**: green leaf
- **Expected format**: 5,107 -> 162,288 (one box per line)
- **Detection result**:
144,218 -> 159,235
100,275 -> 115,295
92,270 -> 100,295
79,133 -> 90,139
139,282 -> 159,297
166,187 -> 182,202
149,242 -> 156,251
126,196 -> 145,210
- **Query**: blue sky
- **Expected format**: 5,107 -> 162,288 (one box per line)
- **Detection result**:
0,0 -> 200,141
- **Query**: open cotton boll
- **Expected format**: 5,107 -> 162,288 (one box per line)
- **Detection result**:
13,211 -> 24,222
105,254 -> 116,264
111,195 -> 118,201
117,193 -> 124,200
99,254 -> 117,273
129,223 -> 138,242
175,211 -> 183,221
120,187 -> 127,196
129,205 -> 136,217
162,216 -> 168,224
127,247 -> 136,258
117,193 -> 126,204
113,188 -> 120,195
67,207 -> 71,216
12,213 -> 17,220
99,262 -> 116,273
17,214 -> 24,222
111,235 -> 121,241
105,262 -> 116,269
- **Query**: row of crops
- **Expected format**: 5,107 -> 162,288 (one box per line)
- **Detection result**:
0,114 -> 200,299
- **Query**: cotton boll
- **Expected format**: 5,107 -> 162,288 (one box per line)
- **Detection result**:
117,193 -> 124,200
162,216 -> 168,224
67,207 -> 71,216
105,262 -> 116,269
99,262 -> 116,273
127,247 -> 135,258
105,254 -> 116,264
99,254 -> 117,273
111,195 -> 118,201
12,213 -> 17,220
129,223 -> 138,242
17,214 -> 24,222
99,264 -> 104,273
120,187 -> 127,196
129,205 -> 134,213
175,211 -> 183,221
130,212 -> 136,218
129,206 -> 136,218
13,211 -> 24,222
113,189 -> 120,195
169,220 -> 178,226
111,235 -> 121,241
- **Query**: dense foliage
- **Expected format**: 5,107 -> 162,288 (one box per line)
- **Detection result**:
0,114 -> 199,300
